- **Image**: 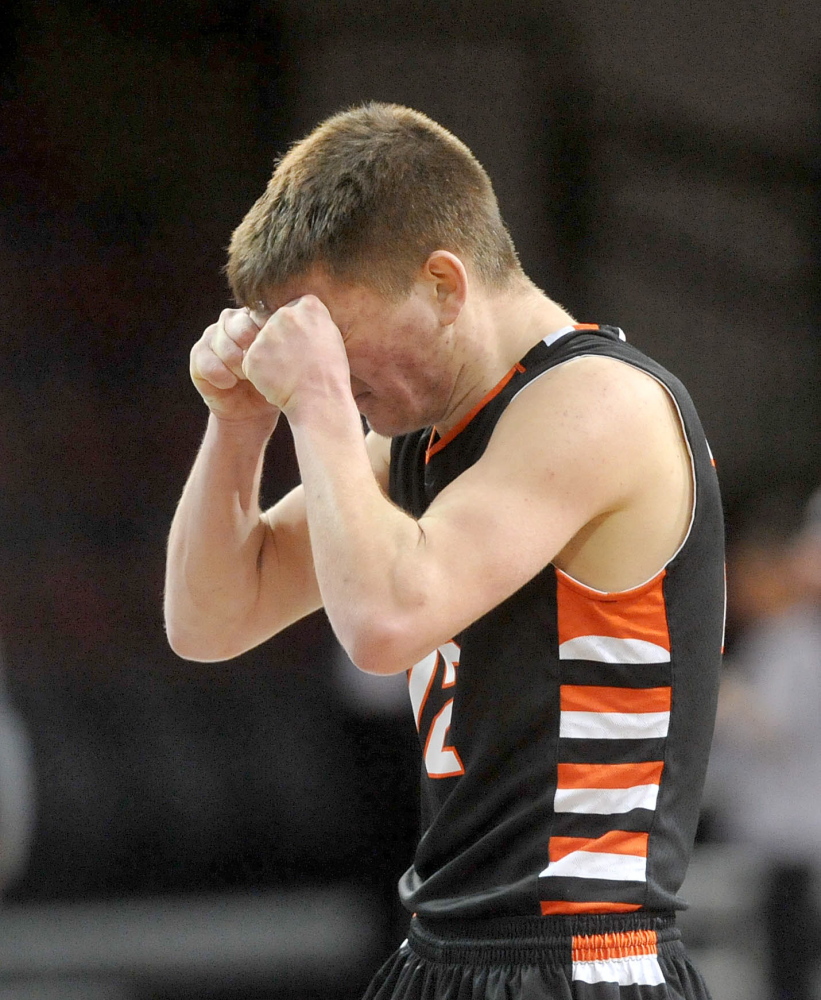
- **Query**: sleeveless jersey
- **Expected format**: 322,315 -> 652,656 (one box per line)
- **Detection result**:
388,325 -> 725,920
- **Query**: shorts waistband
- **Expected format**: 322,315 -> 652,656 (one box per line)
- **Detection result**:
409,911 -> 679,966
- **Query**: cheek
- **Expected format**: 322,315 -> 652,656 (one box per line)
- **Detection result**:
351,323 -> 445,408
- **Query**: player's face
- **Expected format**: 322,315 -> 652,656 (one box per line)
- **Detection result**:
267,269 -> 459,437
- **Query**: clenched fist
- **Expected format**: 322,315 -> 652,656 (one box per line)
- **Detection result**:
242,295 -> 352,420
190,307 -> 279,426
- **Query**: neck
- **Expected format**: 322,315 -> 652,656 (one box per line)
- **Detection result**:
435,278 -> 576,435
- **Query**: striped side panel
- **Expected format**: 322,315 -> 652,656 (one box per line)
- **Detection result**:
541,569 -> 673,915
572,930 -> 665,986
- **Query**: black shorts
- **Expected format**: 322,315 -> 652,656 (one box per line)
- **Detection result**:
363,912 -> 713,999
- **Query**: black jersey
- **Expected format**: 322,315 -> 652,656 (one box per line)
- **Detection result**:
388,325 -> 725,920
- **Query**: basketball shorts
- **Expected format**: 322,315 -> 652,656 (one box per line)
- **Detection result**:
363,911 -> 713,1000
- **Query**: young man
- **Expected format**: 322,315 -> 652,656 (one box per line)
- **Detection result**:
165,103 -> 724,999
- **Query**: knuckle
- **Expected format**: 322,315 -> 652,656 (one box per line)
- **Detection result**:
213,328 -> 239,356
202,359 -> 235,389
195,352 -> 219,379
199,323 -> 218,348
226,314 -> 258,347
190,340 -> 209,367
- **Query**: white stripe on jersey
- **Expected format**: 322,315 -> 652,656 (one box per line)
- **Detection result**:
554,783 -> 660,814
559,710 -> 670,740
539,849 -> 647,882
558,635 -> 670,664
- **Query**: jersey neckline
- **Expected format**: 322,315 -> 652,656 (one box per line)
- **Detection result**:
424,324 -> 615,463
426,362 -> 524,462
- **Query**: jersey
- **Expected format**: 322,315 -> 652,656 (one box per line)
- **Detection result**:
388,324 -> 725,920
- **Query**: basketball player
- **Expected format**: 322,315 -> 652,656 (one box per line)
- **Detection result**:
165,104 -> 724,999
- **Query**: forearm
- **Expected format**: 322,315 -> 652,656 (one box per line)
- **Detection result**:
289,395 -> 433,674
164,412 -> 276,660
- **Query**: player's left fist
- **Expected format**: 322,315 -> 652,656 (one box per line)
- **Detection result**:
242,295 -> 351,417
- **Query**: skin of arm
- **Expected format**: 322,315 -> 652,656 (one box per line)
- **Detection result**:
164,304 -> 389,662
164,414 -> 316,661
241,296 -> 664,675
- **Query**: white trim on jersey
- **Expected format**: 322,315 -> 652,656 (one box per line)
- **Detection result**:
542,325 -> 627,349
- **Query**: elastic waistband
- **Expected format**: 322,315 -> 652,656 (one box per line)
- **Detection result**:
409,911 -> 679,966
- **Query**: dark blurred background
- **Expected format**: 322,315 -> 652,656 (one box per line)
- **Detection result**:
0,2 -> 818,998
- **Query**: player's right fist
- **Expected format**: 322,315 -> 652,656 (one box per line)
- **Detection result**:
190,308 -> 280,426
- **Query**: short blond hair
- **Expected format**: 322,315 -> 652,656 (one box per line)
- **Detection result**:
226,102 -> 521,304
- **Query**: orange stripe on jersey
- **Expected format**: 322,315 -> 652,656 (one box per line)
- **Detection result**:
549,831 -> 649,862
557,761 -> 665,790
556,569 -> 670,651
572,930 -> 658,961
573,324 -> 601,331
541,900 -> 642,916
560,685 -> 671,714
426,363 -> 525,462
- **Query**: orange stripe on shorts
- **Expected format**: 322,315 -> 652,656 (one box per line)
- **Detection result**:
572,929 -> 658,961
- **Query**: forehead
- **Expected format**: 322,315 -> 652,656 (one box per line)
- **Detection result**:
263,268 -> 395,318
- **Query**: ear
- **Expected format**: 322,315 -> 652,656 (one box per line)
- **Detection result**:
422,251 -> 468,326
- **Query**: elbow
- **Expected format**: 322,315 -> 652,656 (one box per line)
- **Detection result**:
165,634 -> 208,663
342,617 -> 423,676
164,621 -> 224,663
164,604 -> 242,663
164,598 -> 202,661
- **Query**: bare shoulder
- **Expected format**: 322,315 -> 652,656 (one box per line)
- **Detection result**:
479,353 -> 693,590
506,353 -> 671,432
483,354 -> 674,489
426,356 -> 667,550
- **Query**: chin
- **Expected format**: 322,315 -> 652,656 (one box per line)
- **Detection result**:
362,408 -> 426,439
358,390 -> 436,438
365,417 -> 408,438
